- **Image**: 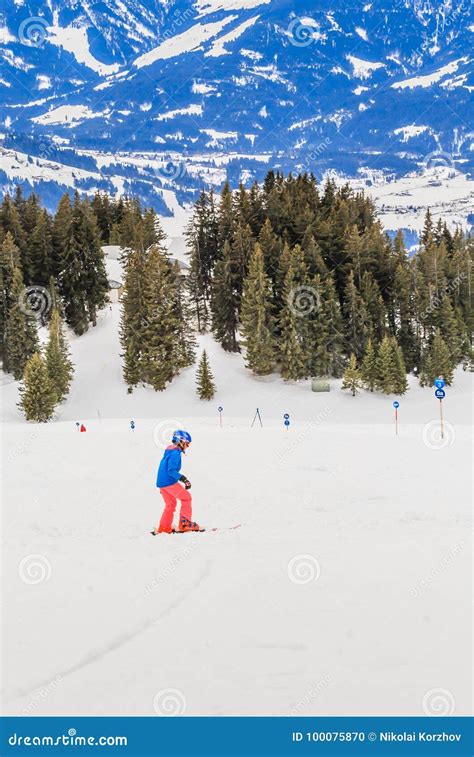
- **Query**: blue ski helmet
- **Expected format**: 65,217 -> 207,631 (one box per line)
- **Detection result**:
172,429 -> 192,444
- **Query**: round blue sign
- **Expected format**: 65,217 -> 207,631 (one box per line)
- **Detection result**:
284,419 -> 290,426
283,413 -> 290,419
393,401 -> 399,409
130,420 -> 135,429
218,406 -> 223,412
434,377 -> 445,389
435,388 -> 446,400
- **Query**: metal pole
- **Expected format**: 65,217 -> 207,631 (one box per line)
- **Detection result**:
395,408 -> 398,435
439,399 -> 444,440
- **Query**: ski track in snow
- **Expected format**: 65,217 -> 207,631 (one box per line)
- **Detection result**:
6,562 -> 213,706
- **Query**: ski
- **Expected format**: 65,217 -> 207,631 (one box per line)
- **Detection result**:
150,524 -> 241,536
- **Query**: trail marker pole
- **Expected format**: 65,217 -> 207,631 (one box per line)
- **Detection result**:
434,388 -> 446,439
284,413 -> 290,431
130,420 -> 135,431
218,406 -> 223,428
434,378 -> 446,440
251,407 -> 263,428
393,401 -> 399,435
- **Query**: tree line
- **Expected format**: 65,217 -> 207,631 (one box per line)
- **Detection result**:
1,176 -> 472,420
186,172 -> 472,391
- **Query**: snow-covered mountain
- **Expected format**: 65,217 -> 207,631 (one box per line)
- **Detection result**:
1,0 -> 473,226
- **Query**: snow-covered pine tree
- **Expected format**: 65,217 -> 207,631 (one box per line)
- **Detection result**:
4,267 -> 39,379
211,241 -> 240,352
360,337 -> 378,392
18,352 -> 57,422
240,243 -> 276,375
196,349 -> 216,400
341,353 -> 362,396
45,309 -> 74,403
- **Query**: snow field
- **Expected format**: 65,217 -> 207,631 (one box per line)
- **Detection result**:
1,304 -> 471,716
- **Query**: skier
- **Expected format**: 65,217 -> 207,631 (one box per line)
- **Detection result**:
152,429 -> 202,534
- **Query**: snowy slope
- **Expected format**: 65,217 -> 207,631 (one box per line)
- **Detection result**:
1,305 -> 472,717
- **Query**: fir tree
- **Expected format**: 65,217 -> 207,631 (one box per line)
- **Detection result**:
361,338 -> 378,392
29,208 -> 53,288
4,268 -> 39,379
211,241 -> 240,352
171,261 -> 197,370
119,247 -> 146,392
376,336 -> 408,395
44,309 -> 74,403
240,243 -> 276,374
419,329 -> 454,386
18,352 -> 57,422
140,244 -> 178,391
341,353 -> 362,396
343,270 -> 369,361
278,250 -> 309,380
195,349 -> 216,400
0,232 -> 21,362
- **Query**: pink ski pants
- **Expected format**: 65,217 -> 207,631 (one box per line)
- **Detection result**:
158,483 -> 192,530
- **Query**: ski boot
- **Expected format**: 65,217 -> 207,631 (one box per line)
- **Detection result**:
178,516 -> 204,533
151,526 -> 173,535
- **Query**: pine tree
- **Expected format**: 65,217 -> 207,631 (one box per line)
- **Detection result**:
240,243 -> 276,374
341,353 -> 362,396
376,336 -> 408,395
119,247 -> 146,392
18,352 -> 57,422
4,268 -> 39,379
140,244 -> 178,391
343,270 -> 369,361
195,349 -> 216,400
361,338 -> 378,392
29,208 -> 53,288
0,232 -> 21,363
44,309 -> 74,403
211,241 -> 240,352
419,329 -> 454,386
278,251 -> 309,380
56,194 -> 108,334
171,261 -> 197,370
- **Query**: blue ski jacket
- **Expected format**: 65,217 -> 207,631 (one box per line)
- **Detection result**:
157,445 -> 183,488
